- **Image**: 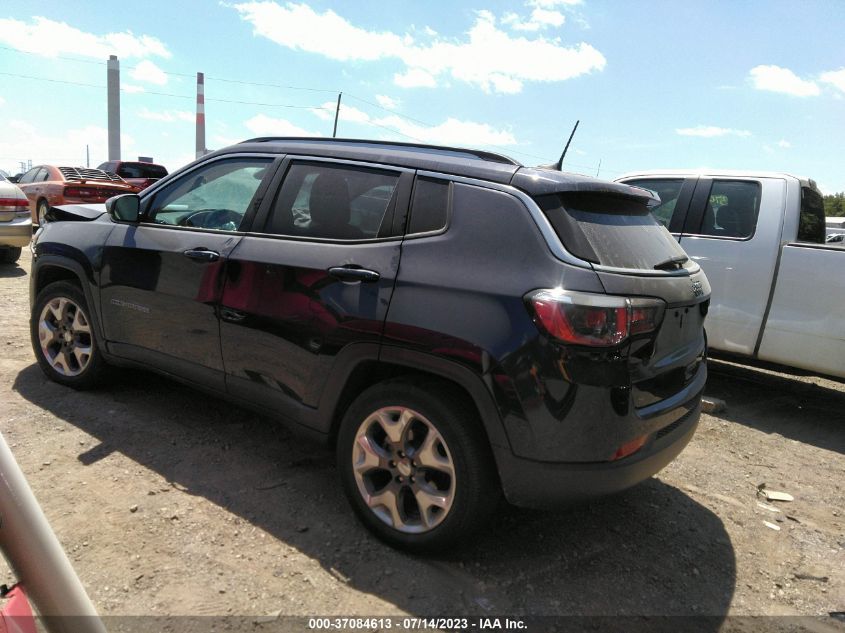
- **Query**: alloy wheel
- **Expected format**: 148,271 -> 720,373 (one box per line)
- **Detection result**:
38,297 -> 93,377
352,406 -> 456,533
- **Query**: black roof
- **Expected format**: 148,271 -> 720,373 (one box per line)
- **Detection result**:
210,137 -> 654,202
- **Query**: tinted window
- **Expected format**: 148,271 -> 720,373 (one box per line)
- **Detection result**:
537,192 -> 690,270
147,158 -> 271,231
266,162 -> 399,240
697,180 -> 761,238
409,177 -> 449,234
97,162 -> 116,173
625,178 -> 684,229
118,163 -> 168,179
798,187 -> 825,243
37,167 -> 51,182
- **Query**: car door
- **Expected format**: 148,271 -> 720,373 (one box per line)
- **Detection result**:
100,154 -> 279,389
17,167 -> 48,219
677,176 -> 786,355
219,157 -> 411,423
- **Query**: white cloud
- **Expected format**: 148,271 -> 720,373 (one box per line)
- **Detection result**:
503,8 -> 566,31
820,68 -> 845,93
310,100 -> 517,146
232,2 -> 605,94
130,60 -> 168,86
675,125 -> 752,138
122,83 -> 146,94
749,65 -> 819,97
244,113 -> 323,137
529,0 -> 582,6
393,68 -> 438,88
777,139 -> 791,148
0,96 -> 5,106
0,16 -> 170,60
2,120 -> 134,167
138,108 -> 193,123
375,94 -> 400,110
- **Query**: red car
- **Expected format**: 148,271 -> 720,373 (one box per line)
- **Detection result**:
97,160 -> 168,190
16,165 -> 139,226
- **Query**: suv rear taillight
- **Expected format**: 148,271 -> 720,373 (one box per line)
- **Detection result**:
528,289 -> 665,347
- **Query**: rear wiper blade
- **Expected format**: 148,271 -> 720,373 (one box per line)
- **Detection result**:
653,255 -> 688,270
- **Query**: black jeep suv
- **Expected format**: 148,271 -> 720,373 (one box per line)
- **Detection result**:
30,138 -> 710,551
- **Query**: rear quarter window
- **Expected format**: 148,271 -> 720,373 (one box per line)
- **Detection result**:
798,186 -> 825,243
536,192 -> 689,270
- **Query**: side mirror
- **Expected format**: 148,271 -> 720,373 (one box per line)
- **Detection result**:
105,194 -> 141,223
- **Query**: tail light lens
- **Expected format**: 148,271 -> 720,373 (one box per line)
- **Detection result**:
529,289 -> 665,347
64,186 -> 98,198
0,197 -> 30,215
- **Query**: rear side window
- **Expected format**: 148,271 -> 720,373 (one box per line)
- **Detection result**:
408,177 -> 449,234
798,187 -> 825,243
118,163 -> 168,179
266,162 -> 399,240
697,180 -> 761,239
537,192 -> 690,270
624,178 -> 684,229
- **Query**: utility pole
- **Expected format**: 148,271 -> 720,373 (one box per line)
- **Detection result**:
106,55 -> 121,160
596,159 -> 601,177
332,92 -> 342,138
86,145 -> 90,168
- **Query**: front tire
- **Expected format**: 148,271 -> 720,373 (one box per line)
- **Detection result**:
337,378 -> 500,552
31,281 -> 107,389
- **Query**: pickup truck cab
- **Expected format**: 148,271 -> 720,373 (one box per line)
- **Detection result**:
617,170 -> 844,379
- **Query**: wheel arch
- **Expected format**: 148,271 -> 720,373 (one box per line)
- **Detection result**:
319,344 -> 511,457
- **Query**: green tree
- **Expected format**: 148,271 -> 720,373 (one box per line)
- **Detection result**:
824,192 -> 845,217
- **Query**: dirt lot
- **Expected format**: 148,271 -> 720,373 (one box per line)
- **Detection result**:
1,248 -> 843,628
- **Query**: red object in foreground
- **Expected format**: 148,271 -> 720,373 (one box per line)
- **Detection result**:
0,584 -> 37,633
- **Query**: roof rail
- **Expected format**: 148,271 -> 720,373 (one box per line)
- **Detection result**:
238,136 -> 520,166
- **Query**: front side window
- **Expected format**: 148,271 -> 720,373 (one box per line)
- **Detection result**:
697,180 -> 761,239
625,178 -> 684,229
146,158 -> 271,231
266,162 -> 399,240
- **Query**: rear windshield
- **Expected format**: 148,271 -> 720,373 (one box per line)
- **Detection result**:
117,163 -> 168,179
536,192 -> 690,270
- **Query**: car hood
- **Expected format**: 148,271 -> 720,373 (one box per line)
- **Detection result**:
50,203 -> 107,222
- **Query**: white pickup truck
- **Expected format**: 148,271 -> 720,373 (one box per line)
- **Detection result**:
616,170 -> 844,379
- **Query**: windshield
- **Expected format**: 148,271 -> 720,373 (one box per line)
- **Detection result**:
537,192 -> 690,270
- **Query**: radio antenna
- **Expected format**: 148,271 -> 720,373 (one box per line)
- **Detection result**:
554,120 -> 580,171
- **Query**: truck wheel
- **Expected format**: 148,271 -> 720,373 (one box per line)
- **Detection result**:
31,281 -> 106,389
0,247 -> 21,264
337,378 -> 500,552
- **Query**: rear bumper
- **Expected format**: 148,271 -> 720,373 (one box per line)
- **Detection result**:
495,400 -> 700,507
0,220 -> 33,247
496,405 -> 701,508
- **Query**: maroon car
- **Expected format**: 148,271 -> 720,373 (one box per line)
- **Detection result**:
97,160 -> 168,191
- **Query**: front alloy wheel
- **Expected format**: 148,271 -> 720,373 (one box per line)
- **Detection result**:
352,406 -> 456,533
31,281 -> 106,389
38,297 -> 93,376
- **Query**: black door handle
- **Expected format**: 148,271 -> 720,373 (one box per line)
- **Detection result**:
328,266 -> 380,283
183,248 -> 220,262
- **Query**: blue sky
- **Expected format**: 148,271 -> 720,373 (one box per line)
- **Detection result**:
1,0 -> 844,191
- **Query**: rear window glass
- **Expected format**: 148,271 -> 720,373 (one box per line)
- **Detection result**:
798,186 -> 825,243
118,163 -> 168,179
537,193 -> 690,270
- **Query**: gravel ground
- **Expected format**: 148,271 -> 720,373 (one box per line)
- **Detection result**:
0,248 -> 843,630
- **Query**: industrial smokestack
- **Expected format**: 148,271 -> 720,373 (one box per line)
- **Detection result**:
107,55 -> 121,160
196,72 -> 206,159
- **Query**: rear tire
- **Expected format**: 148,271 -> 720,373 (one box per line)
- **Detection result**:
0,247 -> 21,264
337,377 -> 500,552
37,200 -> 49,226
31,281 -> 107,389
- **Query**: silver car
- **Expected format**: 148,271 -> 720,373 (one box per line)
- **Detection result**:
0,173 -> 31,264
